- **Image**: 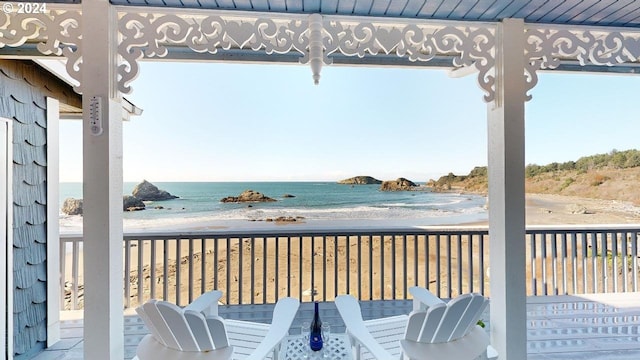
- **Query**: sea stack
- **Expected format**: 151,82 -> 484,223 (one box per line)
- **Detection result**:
380,178 -> 418,191
132,180 -> 178,201
338,176 -> 382,185
221,190 -> 277,203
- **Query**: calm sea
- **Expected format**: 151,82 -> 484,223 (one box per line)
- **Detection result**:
59,182 -> 488,232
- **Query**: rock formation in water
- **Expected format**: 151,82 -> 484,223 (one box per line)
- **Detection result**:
132,180 -> 178,201
380,178 -> 418,191
338,176 -> 382,185
123,195 -> 146,211
220,190 -> 277,203
62,196 -> 147,215
62,198 -> 83,215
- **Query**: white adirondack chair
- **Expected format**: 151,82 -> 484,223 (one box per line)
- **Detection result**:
134,290 -> 299,360
335,287 -> 498,360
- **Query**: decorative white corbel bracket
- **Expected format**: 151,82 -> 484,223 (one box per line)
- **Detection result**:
306,14 -> 324,85
524,25 -> 640,100
0,10 -> 82,92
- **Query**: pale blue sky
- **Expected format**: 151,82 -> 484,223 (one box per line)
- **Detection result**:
58,62 -> 640,182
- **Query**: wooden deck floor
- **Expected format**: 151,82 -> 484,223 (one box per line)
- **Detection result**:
33,293 -> 640,360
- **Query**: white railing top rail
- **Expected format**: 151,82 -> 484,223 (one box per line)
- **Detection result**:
58,224 -> 640,240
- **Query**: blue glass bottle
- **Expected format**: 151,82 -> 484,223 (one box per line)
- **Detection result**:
309,301 -> 323,351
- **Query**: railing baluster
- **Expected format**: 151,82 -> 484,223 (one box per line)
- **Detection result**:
213,237 -> 218,292
333,235 -> 338,300
540,234 -> 549,295
175,238 -> 181,305
150,238 -> 157,299
310,235 -> 315,302
621,232 -> 628,293
581,232 -> 588,293
601,232 -> 608,293
275,236 -> 279,302
380,235 -> 385,300
200,237 -> 205,295
287,236 -> 291,298
250,237 -> 255,304
551,232 -> 558,295
357,235 -> 362,300
298,236 -> 303,301
262,237 -> 267,304
60,240 -> 66,310
446,234 -> 452,298
591,231 -> 598,293
368,236 -> 373,301
612,232 -> 619,292
413,235 -> 419,289
530,232 -> 537,295
561,232 -> 568,295
72,240 -> 79,310
345,235 -> 349,300
425,234 -> 430,292
570,232 -> 577,294
163,239 -> 168,301
436,234 -> 441,298
479,234 -> 484,295
456,234 -> 462,296
123,239 -> 131,309
138,239 -> 144,305
403,234 -> 408,299
468,233 -> 473,293
226,237 -> 231,304
633,232 -> 638,291
391,235 -> 396,299
188,237 -> 194,303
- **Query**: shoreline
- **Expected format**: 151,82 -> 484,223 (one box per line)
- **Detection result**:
60,193 -> 640,235
61,193 -> 640,309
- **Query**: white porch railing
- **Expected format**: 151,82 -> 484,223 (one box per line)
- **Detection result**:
59,226 -> 640,310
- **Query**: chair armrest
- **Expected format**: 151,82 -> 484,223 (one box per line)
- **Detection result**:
335,295 -> 395,360
245,297 -> 300,360
486,344 -> 499,359
409,286 -> 444,311
184,290 -> 223,316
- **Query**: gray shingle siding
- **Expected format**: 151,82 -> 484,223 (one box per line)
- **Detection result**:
0,60 -> 80,359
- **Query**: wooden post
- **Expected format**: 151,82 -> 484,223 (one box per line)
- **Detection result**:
81,1 -> 124,359
487,18 -> 527,360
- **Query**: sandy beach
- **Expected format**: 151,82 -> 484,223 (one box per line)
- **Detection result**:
62,193 -> 640,309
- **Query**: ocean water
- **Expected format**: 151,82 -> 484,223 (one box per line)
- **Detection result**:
59,182 -> 488,232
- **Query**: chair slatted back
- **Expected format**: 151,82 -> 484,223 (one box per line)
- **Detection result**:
140,300 -> 181,350
431,294 -> 473,343
405,292 -> 489,344
155,301 -> 200,351
206,315 -> 231,349
415,304 -> 446,342
138,299 -> 231,353
451,294 -> 489,341
184,310 -> 215,351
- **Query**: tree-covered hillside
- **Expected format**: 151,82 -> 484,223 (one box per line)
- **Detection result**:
427,149 -> 640,205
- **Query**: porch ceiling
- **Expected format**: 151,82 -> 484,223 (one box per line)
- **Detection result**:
107,0 -> 640,28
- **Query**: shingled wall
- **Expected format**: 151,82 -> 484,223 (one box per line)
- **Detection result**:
0,59 -> 81,359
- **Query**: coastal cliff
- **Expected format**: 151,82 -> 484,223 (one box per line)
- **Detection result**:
427,149 -> 640,205
338,176 -> 382,185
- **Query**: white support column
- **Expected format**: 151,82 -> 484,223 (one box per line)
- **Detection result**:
487,18 -> 527,360
46,98 -> 61,346
81,1 -> 124,359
